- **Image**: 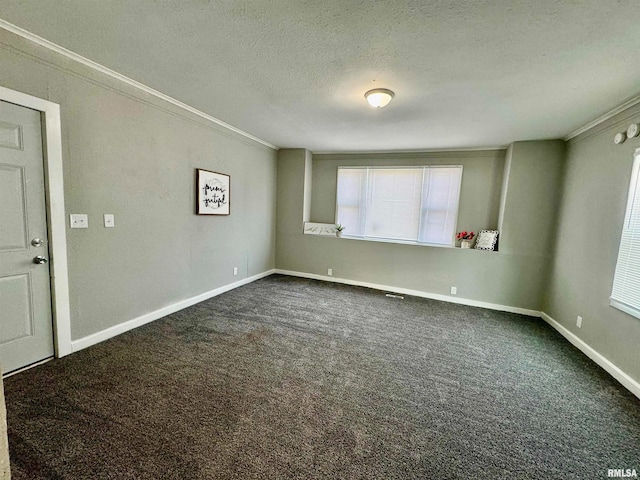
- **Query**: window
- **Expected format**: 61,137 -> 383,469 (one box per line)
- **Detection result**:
336,166 -> 463,246
610,149 -> 640,319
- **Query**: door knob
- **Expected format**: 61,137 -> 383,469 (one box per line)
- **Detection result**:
33,256 -> 48,264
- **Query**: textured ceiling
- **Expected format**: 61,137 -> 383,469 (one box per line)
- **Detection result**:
1,1 -> 640,151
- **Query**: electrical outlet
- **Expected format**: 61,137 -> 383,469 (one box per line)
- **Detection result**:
328,268 -> 333,276
70,214 -> 88,229
576,315 -> 583,328
450,286 -> 457,295
233,267 -> 238,276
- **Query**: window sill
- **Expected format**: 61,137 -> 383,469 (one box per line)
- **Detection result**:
610,297 -> 640,321
304,230 -> 497,251
336,234 -> 452,248
302,223 -> 498,252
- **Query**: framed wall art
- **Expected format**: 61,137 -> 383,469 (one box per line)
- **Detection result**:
474,230 -> 499,251
197,169 -> 230,215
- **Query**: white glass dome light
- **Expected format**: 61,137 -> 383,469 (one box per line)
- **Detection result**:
365,88 -> 395,108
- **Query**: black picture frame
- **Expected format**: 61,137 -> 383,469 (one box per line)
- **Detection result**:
196,169 -> 230,215
474,230 -> 499,251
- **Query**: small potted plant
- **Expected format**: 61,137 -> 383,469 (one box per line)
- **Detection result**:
456,231 -> 475,248
335,224 -> 345,238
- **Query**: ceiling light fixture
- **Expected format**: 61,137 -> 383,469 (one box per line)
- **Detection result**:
365,88 -> 395,108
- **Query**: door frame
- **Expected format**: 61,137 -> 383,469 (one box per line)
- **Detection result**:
0,85 -> 72,359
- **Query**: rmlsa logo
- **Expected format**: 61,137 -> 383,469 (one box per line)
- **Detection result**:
608,469 -> 638,478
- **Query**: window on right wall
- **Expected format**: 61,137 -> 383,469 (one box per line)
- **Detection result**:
610,148 -> 640,319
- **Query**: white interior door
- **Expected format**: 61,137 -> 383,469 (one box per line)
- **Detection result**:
0,100 -> 54,374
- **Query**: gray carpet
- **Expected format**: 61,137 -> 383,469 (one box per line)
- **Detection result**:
4,274 -> 640,479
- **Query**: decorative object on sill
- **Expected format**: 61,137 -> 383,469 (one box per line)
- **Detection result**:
456,231 -> 475,249
303,222 -> 338,236
364,88 -> 395,108
474,230 -> 499,251
196,169 -> 230,215
627,123 -> 639,139
335,223 -> 345,238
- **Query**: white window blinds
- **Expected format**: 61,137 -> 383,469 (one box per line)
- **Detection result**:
610,149 -> 640,319
336,166 -> 462,246
367,168 -> 423,241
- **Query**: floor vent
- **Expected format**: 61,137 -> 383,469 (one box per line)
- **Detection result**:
385,293 -> 404,299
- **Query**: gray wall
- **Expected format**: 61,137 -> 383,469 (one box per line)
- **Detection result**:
276,149 -> 311,245
498,140 -> 566,258
277,145 -> 564,311
311,151 -> 505,233
0,29 -> 277,340
544,104 -> 640,383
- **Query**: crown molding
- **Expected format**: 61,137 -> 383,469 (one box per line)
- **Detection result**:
0,18 -> 278,150
313,146 -> 507,157
564,93 -> 640,141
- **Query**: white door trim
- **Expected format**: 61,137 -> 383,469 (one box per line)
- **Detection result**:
0,85 -> 72,358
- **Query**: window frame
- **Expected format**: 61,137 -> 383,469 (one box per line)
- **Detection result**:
610,148 -> 640,320
334,165 -> 463,247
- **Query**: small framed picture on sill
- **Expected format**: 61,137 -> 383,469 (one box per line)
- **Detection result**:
475,230 -> 499,251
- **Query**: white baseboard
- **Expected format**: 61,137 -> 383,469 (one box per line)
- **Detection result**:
274,269 -> 541,317
540,312 -> 640,400
71,269 -> 275,353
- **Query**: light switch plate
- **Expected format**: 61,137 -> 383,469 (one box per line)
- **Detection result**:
104,214 -> 115,228
70,214 -> 88,229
